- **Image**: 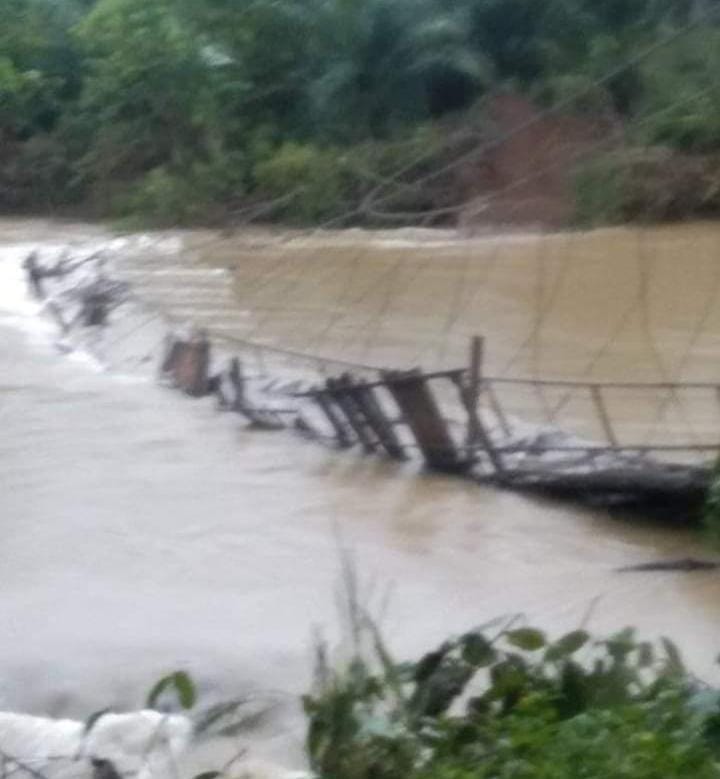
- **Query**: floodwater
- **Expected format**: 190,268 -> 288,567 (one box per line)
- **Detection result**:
4,218 -> 720,771
128,222 -> 720,455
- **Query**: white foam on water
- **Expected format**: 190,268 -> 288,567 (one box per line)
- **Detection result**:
0,240 -> 124,374
0,711 -> 313,779
0,244 -> 47,320
0,710 -> 192,779
0,233 -> 131,320
0,245 -> 98,370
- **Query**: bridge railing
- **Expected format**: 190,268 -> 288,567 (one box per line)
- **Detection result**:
479,376 -> 720,465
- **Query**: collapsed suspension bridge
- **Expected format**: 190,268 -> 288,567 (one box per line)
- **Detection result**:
162,329 -> 713,509
25,242 -> 717,514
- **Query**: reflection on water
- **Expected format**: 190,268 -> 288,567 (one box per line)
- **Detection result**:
3,219 -> 720,767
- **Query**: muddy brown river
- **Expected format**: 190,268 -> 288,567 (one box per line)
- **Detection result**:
3,218 -> 720,771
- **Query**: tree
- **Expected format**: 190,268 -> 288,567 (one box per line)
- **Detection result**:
307,0 -> 490,140
0,0 -> 84,139
76,0 -> 221,184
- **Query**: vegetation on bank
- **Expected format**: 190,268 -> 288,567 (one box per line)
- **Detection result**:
3,0 -> 720,227
574,147 -> 720,226
302,615 -> 720,779
123,608 -> 720,779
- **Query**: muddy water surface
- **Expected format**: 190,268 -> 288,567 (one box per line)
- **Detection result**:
125,222 -> 720,452
3,219 -> 720,769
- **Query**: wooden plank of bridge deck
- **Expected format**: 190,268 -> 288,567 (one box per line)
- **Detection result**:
313,390 -> 354,448
350,381 -> 407,460
382,369 -> 466,473
327,376 -> 378,453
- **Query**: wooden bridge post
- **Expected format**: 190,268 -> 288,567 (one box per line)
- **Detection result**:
186,332 -> 211,397
162,331 -> 211,397
23,252 -> 48,300
327,376 -> 377,453
452,336 -> 506,477
350,380 -> 407,460
382,369 -> 466,473
314,389 -> 354,448
227,357 -> 246,411
466,335 -> 483,446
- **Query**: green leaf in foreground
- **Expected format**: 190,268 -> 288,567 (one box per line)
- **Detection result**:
505,628 -> 547,651
545,630 -> 590,661
461,632 -> 497,667
661,637 -> 685,674
84,708 -> 112,735
147,670 -> 197,710
637,641 -> 655,668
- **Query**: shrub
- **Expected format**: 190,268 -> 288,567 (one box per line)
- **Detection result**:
251,126 -> 450,226
304,614 -> 720,779
0,133 -> 79,211
573,148 -> 720,226
635,29 -> 720,154
252,142 -> 357,224
573,153 -> 628,226
119,154 -> 247,226
421,693 -> 720,779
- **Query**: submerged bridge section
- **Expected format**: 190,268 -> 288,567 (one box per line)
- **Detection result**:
162,333 -> 714,511
25,248 -> 717,513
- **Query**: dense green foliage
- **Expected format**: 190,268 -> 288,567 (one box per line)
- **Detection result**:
2,0 -> 720,224
304,617 -> 720,779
